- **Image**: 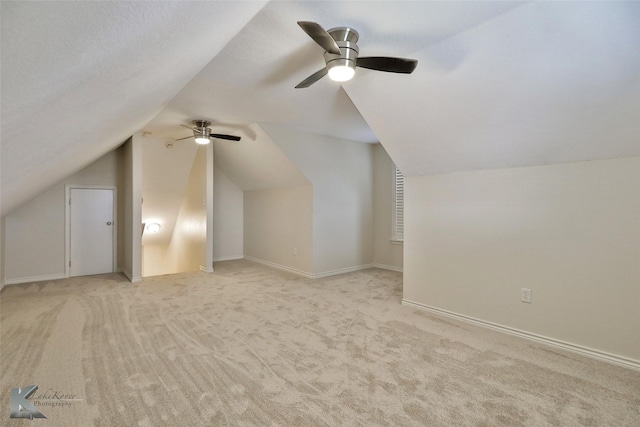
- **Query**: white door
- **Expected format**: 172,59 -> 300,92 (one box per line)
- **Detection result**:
69,188 -> 114,277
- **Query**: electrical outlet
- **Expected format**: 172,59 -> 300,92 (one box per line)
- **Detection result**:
521,288 -> 532,303
293,248 -> 297,256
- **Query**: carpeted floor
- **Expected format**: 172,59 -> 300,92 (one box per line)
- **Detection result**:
1,260 -> 639,426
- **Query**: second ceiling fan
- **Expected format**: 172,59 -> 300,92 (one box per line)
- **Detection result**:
296,21 -> 418,88
176,120 -> 241,144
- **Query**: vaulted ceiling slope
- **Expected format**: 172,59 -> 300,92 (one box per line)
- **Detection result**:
2,1 -> 639,217
141,0 -> 525,143
0,1 -> 267,216
345,2 -> 640,177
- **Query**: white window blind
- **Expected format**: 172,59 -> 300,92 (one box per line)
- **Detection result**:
393,167 -> 404,241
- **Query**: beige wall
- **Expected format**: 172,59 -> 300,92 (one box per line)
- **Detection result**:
162,146 -> 208,274
373,144 -> 403,271
261,124 -> 375,275
4,147 -> 125,283
141,244 -> 168,277
403,157 -> 640,362
244,185 -> 313,275
213,167 -> 243,261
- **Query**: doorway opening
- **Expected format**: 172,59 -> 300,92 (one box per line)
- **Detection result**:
141,139 -> 212,277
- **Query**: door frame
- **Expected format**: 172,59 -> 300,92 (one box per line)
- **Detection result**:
65,185 -> 118,278
205,143 -> 214,272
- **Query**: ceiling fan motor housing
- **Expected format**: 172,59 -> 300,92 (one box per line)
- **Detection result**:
192,120 -> 211,137
324,27 -> 359,72
176,119 -> 241,142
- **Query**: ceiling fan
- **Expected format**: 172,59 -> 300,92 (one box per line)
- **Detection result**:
176,120 -> 241,144
295,21 -> 418,88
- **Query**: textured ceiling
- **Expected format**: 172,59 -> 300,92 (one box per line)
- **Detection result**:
0,0 -> 267,215
2,1 -> 639,217
143,0 -> 524,143
345,1 -> 640,177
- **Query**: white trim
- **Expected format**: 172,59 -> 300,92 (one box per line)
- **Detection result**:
65,185 -> 118,278
121,268 -> 142,283
199,265 -> 214,273
310,264 -> 373,279
244,256 -> 373,279
402,299 -> 640,371
5,273 -> 67,285
206,143 -> 215,272
373,263 -> 403,273
244,256 -> 312,278
213,255 -> 244,262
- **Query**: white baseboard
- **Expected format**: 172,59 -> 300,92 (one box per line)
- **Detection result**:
213,255 -> 244,262
402,299 -> 640,371
373,263 -> 403,273
121,269 -> 142,283
4,273 -> 67,285
244,256 -> 312,278
310,264 -> 373,279
201,256 -> 245,272
244,256 -> 374,279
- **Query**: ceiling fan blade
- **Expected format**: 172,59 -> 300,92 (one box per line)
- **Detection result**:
356,57 -> 418,74
174,135 -> 193,141
297,21 -> 341,55
295,67 -> 328,89
210,133 -> 241,141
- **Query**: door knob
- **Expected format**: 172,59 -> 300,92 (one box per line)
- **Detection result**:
107,222 -> 112,226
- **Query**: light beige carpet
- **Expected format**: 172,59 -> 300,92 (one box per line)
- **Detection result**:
1,260 -> 638,426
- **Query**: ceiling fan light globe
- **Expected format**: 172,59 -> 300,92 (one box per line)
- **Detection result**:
146,223 -> 161,233
194,136 -> 210,145
328,64 -> 355,82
